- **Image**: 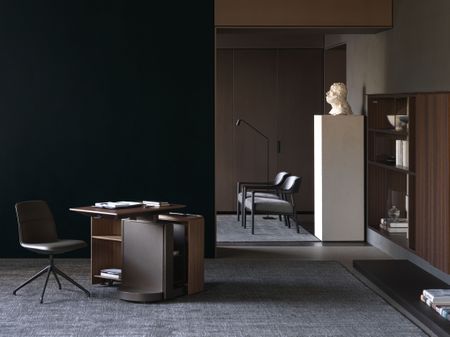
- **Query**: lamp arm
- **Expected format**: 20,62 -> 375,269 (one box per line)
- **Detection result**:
238,119 -> 269,140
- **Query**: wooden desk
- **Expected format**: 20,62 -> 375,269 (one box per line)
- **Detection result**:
70,205 -> 204,302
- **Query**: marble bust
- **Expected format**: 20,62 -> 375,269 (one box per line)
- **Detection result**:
326,83 -> 353,116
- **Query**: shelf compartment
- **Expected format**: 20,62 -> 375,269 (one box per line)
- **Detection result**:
368,160 -> 415,175
92,235 -> 122,242
368,225 -> 411,252
368,128 -> 408,137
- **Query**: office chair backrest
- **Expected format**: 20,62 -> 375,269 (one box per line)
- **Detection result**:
15,200 -> 58,244
274,171 -> 290,186
281,176 -> 302,194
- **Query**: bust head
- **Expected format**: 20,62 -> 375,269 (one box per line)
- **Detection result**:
326,83 -> 352,116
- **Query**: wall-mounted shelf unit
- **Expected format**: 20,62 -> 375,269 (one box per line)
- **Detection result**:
367,94 -> 415,251
367,92 -> 450,273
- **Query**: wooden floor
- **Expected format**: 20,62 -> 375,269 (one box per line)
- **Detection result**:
354,259 -> 450,337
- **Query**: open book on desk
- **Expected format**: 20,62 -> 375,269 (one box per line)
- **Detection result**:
94,201 -> 142,209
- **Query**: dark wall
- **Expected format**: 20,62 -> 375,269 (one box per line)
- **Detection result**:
0,1 -> 215,257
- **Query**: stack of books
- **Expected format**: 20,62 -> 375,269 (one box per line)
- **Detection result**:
379,218 -> 408,234
142,200 -> 170,207
421,289 -> 450,320
100,268 -> 121,280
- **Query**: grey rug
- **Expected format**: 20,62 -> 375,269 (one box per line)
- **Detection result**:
0,259 -> 425,337
217,214 -> 318,242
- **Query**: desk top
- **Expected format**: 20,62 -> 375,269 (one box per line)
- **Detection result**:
70,204 -> 185,218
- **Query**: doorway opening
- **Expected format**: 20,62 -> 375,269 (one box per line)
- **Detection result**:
215,29 -> 337,245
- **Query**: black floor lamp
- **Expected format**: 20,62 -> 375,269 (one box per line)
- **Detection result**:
236,119 -> 274,220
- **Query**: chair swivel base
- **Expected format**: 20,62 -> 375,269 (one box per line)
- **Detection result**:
13,256 -> 91,304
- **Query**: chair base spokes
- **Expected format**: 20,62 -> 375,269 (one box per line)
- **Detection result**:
13,255 -> 90,304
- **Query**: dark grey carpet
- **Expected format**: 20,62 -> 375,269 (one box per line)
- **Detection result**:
0,259 -> 425,337
217,214 -> 319,243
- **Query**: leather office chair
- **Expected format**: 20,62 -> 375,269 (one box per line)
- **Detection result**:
243,176 -> 302,234
14,200 -> 91,303
236,171 -> 290,221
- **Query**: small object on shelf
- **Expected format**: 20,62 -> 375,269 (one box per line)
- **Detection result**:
388,205 -> 401,220
387,114 -> 408,131
384,156 -> 396,165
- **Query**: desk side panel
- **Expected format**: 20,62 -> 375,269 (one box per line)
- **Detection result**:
187,217 -> 205,294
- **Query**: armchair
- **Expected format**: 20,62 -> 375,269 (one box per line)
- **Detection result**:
236,171 -> 290,221
243,176 -> 302,235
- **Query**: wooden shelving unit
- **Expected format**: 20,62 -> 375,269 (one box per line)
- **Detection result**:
367,94 -> 415,251
367,92 -> 450,274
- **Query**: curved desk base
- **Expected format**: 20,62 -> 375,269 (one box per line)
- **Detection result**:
118,287 -> 164,302
70,205 -> 204,303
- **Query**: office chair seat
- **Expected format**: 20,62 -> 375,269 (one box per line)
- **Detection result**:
21,240 -> 87,255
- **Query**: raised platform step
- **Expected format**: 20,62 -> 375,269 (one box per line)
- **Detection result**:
354,259 -> 450,337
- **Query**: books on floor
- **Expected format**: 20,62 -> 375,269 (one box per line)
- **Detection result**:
142,200 -> 170,207
421,290 -> 450,320
94,201 -> 142,209
100,268 -> 121,280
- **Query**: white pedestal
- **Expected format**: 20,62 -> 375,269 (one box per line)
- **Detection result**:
314,115 -> 364,241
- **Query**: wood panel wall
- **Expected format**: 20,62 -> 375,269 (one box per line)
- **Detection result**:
215,48 -> 322,212
277,49 -> 323,212
415,93 -> 450,273
215,0 -> 393,27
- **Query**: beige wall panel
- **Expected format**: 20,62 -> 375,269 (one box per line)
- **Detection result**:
215,0 -> 392,27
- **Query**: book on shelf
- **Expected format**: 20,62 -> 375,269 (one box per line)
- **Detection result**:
395,140 -> 409,168
389,221 -> 408,228
100,268 -> 121,280
379,218 -> 408,232
396,140 -> 403,166
402,140 -> 409,168
380,218 -> 408,228
379,223 -> 408,233
420,294 -> 450,320
142,200 -> 170,207
94,201 -> 142,209
423,289 -> 450,305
